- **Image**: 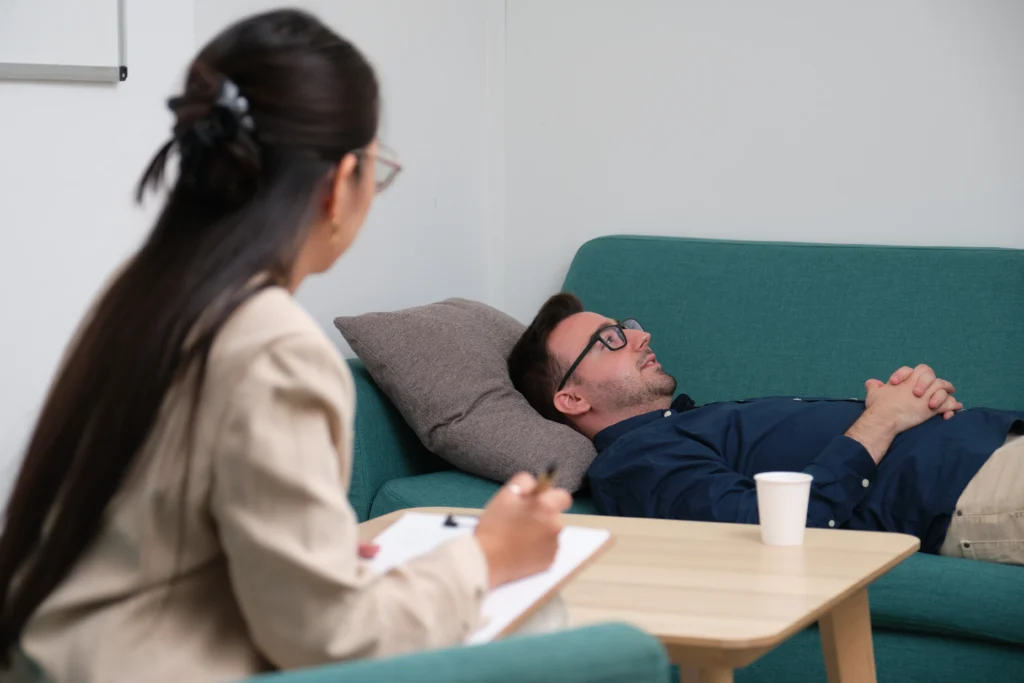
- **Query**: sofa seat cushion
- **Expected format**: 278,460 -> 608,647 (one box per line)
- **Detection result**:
868,552 -> 1024,645
369,470 -> 600,519
738,626 -> 1024,683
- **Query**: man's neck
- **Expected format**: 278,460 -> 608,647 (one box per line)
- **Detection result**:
579,398 -> 673,440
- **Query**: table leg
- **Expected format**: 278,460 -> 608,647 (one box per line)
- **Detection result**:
678,664 -> 734,683
819,587 -> 876,683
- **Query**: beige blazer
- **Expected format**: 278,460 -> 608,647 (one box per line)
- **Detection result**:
17,287 -> 488,683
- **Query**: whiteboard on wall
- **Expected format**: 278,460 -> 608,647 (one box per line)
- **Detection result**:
0,0 -> 127,82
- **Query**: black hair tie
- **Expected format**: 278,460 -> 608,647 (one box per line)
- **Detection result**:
172,78 -> 255,148
168,77 -> 262,202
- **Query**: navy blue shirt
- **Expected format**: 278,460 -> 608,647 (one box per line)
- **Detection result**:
589,395 -> 1023,553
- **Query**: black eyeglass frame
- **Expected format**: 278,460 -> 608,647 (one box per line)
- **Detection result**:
556,319 -> 644,391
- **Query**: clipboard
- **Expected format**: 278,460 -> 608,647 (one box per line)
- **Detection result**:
366,511 -> 614,644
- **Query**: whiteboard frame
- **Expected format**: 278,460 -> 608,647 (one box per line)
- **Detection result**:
0,0 -> 128,83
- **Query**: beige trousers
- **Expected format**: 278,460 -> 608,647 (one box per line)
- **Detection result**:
939,432 -> 1024,564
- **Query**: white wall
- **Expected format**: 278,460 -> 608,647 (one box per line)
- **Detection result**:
195,0 -> 506,335
0,0 -> 195,498
2,1 -> 1022,493
0,1 -> 505,491
504,0 -> 1024,322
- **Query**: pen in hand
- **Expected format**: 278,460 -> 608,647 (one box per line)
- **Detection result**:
475,465 -> 570,588
532,463 -> 559,496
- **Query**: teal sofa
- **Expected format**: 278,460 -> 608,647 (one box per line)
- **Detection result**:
347,236 -> 1024,682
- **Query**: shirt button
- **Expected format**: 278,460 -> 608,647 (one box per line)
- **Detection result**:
862,479 -> 870,488
828,520 -> 836,528
663,410 -> 672,417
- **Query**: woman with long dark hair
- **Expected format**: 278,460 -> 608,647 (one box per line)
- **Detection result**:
0,9 -> 570,683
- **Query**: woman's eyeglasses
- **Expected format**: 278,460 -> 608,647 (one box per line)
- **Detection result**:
356,144 -> 403,194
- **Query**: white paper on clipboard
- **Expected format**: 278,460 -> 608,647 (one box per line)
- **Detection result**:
367,511 -> 611,644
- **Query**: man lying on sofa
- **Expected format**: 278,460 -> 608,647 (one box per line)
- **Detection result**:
508,293 -> 1024,565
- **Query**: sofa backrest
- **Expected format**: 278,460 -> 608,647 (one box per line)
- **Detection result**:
562,236 -> 1024,409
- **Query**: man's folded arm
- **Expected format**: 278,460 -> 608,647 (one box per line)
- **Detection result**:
589,435 -> 878,527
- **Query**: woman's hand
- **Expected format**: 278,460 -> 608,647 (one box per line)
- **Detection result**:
474,472 -> 572,589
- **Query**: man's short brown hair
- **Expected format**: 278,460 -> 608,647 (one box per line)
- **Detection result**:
508,293 -> 584,424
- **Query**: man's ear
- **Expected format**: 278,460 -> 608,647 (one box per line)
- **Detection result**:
553,388 -> 591,418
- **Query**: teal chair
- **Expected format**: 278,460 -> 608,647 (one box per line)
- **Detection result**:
238,623 -> 669,683
14,623 -> 669,683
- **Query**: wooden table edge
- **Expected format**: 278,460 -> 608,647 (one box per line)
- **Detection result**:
360,507 -> 921,655
660,534 -> 920,654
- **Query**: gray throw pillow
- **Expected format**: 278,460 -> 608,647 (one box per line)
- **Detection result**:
334,298 -> 597,492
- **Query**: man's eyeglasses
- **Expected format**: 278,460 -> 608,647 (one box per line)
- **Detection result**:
557,319 -> 644,391
356,144 -> 403,194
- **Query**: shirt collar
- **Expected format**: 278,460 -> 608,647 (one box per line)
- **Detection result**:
593,392 -> 697,453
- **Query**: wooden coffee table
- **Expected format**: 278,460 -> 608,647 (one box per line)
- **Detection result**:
360,508 -> 919,683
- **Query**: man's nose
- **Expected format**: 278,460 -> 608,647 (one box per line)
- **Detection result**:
628,329 -> 651,350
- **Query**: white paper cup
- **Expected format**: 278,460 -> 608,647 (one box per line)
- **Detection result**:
754,472 -> 813,546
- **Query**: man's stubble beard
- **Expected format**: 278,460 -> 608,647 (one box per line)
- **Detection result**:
594,367 -> 678,413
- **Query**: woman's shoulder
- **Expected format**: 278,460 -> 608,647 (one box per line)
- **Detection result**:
223,285 -> 325,340
208,286 -> 349,388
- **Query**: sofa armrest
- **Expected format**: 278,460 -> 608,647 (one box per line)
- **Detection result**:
346,359 -> 451,521
241,623 -> 669,683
